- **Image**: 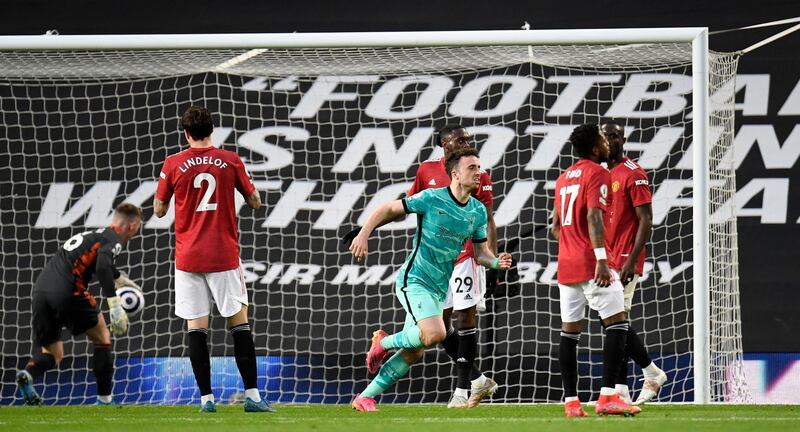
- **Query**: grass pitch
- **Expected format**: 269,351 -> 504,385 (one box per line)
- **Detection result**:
1,404 -> 798,432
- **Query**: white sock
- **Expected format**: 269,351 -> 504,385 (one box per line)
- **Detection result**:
471,374 -> 487,388
201,394 -> 215,405
245,388 -> 262,402
97,395 -> 112,404
600,387 -> 616,396
565,396 -> 579,403
615,384 -> 629,395
644,363 -> 661,378
454,388 -> 469,398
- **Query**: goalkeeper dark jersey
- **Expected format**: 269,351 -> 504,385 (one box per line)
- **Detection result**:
35,227 -> 122,301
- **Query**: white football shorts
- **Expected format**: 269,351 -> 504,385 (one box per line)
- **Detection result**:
174,266 -> 249,320
444,258 -> 485,311
622,274 -> 641,313
558,269 -> 625,322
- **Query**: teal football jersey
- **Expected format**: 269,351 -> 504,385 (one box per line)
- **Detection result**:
398,187 -> 488,298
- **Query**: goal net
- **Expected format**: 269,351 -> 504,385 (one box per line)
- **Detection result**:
0,30 -> 749,404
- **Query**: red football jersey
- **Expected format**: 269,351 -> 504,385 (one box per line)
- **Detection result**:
607,157 -> 652,274
554,159 -> 611,284
407,157 -> 493,264
155,146 -> 256,273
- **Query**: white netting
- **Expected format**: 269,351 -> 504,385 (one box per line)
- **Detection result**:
0,40 -> 748,404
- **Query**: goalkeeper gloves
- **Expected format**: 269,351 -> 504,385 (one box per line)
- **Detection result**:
115,272 -> 140,290
107,296 -> 129,336
341,226 -> 362,249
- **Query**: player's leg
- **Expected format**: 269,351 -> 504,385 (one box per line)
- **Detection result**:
85,312 -> 115,404
589,274 -> 640,416
355,315 -> 443,411
18,340 -> 62,406
354,286 -> 444,411
621,276 -> 668,404
449,306 -> 478,407
174,269 -> 215,412
211,267 -> 273,413
613,312 -> 634,404
354,347 -> 424,412
614,275 -> 637,402
17,290 -> 67,405
61,290 -> 116,405
439,306 -> 460,368
377,287 -> 445,352
455,263 -> 497,407
442,259 -> 492,407
558,282 -> 588,417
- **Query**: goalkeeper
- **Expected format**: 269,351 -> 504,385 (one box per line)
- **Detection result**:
16,203 -> 143,405
350,148 -> 512,412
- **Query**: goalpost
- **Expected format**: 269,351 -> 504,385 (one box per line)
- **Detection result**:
0,28 -> 749,404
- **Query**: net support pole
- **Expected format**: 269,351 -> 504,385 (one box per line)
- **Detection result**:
692,28 -> 711,404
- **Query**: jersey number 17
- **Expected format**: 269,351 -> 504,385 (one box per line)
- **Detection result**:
558,184 -> 580,226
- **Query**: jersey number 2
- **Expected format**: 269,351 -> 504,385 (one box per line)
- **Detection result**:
558,184 -> 580,226
194,173 -> 218,212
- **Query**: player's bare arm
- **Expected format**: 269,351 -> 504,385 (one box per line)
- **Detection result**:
486,206 -> 498,254
475,242 -> 512,271
350,200 -> 406,262
620,203 -> 653,285
550,208 -> 561,241
153,198 -> 169,218
245,191 -> 261,209
587,207 -> 611,287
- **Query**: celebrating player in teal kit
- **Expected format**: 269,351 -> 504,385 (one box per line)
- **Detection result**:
348,147 -> 512,412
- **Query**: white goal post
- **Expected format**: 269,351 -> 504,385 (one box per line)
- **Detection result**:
0,28 -> 747,405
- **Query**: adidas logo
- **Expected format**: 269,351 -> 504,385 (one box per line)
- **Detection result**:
428,179 -> 436,185
464,294 -> 472,300
456,357 -> 468,363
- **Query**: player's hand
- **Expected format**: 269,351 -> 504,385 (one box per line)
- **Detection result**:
107,296 -> 129,336
115,272 -> 140,290
495,252 -> 513,270
341,226 -> 362,249
349,231 -> 369,263
619,260 -> 636,286
594,260 -> 612,288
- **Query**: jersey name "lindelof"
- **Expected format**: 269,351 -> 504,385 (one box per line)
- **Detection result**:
179,156 -> 229,173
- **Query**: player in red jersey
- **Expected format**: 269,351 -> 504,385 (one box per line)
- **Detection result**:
153,106 -> 272,413
551,124 -> 640,417
602,121 -> 667,405
407,125 -> 499,408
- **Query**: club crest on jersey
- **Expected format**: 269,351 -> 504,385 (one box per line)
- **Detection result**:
612,180 -> 621,193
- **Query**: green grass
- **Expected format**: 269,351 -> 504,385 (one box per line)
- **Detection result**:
1,404 -> 799,432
